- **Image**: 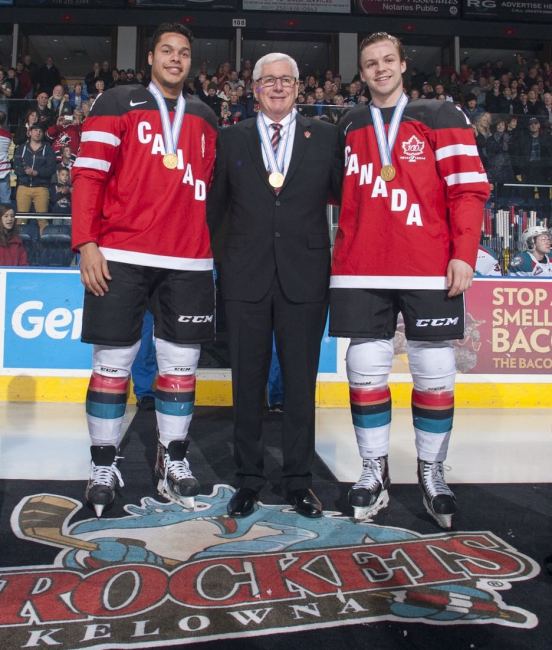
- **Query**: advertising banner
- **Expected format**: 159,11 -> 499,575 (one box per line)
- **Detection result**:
1,271 -> 551,377
128,0 -> 238,8
458,279 -> 552,374
354,0 -> 460,18
243,0 -> 350,13
3,270 -> 91,371
462,0 -> 552,22
15,0 -> 124,6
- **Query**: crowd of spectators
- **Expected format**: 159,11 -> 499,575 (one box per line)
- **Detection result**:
0,50 -> 551,268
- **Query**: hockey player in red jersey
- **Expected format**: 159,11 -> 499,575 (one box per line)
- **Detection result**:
72,23 -> 218,516
330,33 -> 490,529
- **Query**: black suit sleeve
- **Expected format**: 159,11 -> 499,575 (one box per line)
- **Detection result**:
330,125 -> 343,205
207,129 -> 230,261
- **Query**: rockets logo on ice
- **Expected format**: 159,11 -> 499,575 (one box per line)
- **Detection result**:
0,488 -> 539,649
400,135 -> 426,162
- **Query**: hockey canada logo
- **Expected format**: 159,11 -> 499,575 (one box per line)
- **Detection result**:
1,488 -> 539,649
401,135 -> 426,162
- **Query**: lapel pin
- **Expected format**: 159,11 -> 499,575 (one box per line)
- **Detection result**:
304,130 -> 311,139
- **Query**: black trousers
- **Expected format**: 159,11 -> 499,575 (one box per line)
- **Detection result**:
224,275 -> 328,492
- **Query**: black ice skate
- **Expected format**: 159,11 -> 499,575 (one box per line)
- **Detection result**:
417,459 -> 456,529
348,456 -> 390,521
85,445 -> 124,518
155,439 -> 199,509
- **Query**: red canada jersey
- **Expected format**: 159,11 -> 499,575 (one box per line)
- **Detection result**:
330,99 -> 490,290
72,84 -> 218,271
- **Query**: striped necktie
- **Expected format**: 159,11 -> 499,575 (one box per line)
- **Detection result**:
271,123 -> 282,153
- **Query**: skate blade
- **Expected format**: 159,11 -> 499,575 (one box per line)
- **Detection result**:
423,497 -> 453,530
352,490 -> 389,522
157,480 -> 196,510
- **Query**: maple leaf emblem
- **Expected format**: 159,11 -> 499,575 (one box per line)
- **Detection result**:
402,135 -> 425,157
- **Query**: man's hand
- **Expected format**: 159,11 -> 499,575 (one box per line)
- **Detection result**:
446,258 -> 473,298
79,242 -> 111,296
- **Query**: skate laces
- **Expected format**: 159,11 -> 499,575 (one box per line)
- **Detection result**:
163,454 -> 194,489
354,458 -> 384,490
421,461 -> 453,498
91,458 -> 124,488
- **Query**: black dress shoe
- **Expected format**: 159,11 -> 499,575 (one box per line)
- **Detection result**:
227,488 -> 258,517
287,488 -> 323,518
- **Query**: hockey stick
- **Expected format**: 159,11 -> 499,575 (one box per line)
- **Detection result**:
17,494 -> 179,566
18,494 -> 98,551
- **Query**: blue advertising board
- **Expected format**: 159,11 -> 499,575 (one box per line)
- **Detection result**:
4,271 -> 91,370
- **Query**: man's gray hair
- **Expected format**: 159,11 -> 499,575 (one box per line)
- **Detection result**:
252,53 -> 299,81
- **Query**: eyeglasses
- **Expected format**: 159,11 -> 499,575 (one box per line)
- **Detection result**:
256,76 -> 297,88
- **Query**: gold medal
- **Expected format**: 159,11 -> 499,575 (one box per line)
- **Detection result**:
380,164 -> 396,181
268,171 -> 285,188
163,153 -> 178,169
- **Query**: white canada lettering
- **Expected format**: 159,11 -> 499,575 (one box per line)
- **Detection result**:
137,121 -> 152,144
346,150 -> 425,226
391,189 -> 407,212
371,176 -> 388,198
346,153 -> 359,176
359,163 -> 373,186
151,134 -> 165,155
405,203 -> 423,226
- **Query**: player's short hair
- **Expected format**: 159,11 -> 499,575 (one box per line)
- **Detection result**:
150,23 -> 194,53
359,32 -> 406,66
252,53 -> 299,82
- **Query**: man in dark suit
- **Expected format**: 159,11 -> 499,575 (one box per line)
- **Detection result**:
208,53 -> 341,518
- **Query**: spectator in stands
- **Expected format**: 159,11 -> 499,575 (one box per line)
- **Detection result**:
15,61 -> 33,100
14,108 -> 39,145
85,62 -> 101,95
328,94 -> 345,124
409,88 -> 421,101
304,74 -> 317,94
0,70 -> 12,117
485,118 -> 515,187
512,90 -> 533,126
81,100 -> 91,120
218,101 -> 235,127
474,112 -> 492,168
527,88 -> 544,115
537,92 -> 552,131
203,82 -> 221,114
36,56 -> 61,96
68,82 -> 88,111
46,110 -> 83,162
99,60 -> 112,89
58,144 -> 75,171
92,78 -> 105,100
14,123 -> 57,228
48,84 -> 72,120
50,166 -> 72,214
0,112 -> 11,205
512,117 -> 552,185
485,79 -> 502,113
218,81 -> 232,102
497,86 -> 514,115
0,204 -> 27,266
228,89 -> 245,122
22,54 -> 39,92
35,91 -> 54,128
312,86 -> 329,118
462,93 -> 484,123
